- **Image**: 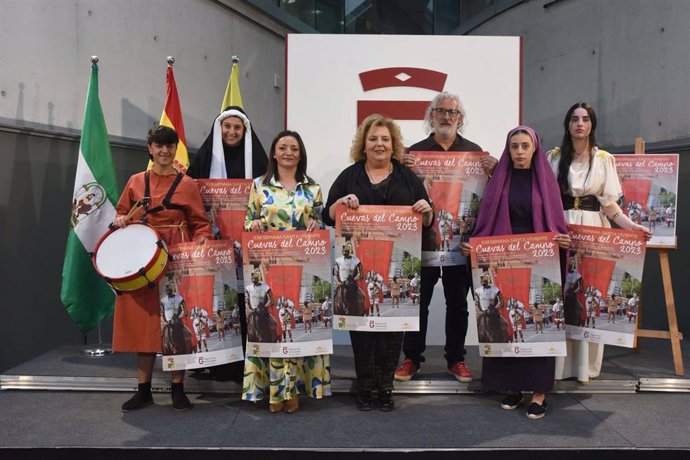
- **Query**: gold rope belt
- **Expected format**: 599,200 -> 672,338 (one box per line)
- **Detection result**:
153,222 -> 189,242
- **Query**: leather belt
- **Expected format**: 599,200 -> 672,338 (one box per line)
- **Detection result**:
562,194 -> 601,212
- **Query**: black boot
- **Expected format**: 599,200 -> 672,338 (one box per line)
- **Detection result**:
356,391 -> 375,411
377,390 -> 395,412
121,382 -> 153,412
171,382 -> 192,412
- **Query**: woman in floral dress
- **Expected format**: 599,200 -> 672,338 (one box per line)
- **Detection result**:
241,130 -> 331,413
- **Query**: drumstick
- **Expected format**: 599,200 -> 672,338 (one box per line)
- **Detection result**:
124,200 -> 144,222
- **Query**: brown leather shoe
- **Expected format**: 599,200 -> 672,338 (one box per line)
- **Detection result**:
269,402 -> 284,413
283,395 -> 299,414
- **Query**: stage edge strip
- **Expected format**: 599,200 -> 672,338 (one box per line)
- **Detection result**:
0,375 -> 644,394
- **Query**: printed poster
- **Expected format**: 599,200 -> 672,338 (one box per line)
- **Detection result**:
407,151 -> 489,266
196,178 -> 252,291
566,224 -> 647,347
614,154 -> 679,248
334,205 -> 422,331
242,229 -> 333,358
469,232 -> 566,357
159,240 -> 243,371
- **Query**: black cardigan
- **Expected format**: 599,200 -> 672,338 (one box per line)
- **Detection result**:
323,159 -> 435,248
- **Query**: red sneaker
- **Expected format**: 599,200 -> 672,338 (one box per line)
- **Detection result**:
448,361 -> 473,383
394,359 -> 420,382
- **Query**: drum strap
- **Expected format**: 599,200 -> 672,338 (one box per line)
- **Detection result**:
144,171 -> 185,216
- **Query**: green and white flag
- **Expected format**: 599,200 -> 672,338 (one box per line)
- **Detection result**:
61,61 -> 119,332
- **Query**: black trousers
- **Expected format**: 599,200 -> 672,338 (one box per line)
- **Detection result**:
350,331 -> 403,393
402,265 -> 470,367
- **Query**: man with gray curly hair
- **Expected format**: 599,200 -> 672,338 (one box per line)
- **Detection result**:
421,92 -> 467,139
396,92 -> 496,383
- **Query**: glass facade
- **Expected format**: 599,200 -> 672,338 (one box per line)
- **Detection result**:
277,0 -> 509,34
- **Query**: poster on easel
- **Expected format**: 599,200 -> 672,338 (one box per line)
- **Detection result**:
566,224 -> 647,348
160,240 -> 243,371
407,151 -> 489,266
613,154 -> 678,248
242,229 -> 332,358
196,178 -> 252,291
469,232 -> 566,357
334,205 -> 422,331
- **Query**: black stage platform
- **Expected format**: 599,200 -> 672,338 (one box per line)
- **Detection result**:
2,341 -> 690,460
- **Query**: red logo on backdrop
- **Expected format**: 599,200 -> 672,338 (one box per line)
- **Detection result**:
357,67 -> 448,124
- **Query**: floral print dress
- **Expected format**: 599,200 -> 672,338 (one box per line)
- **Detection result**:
241,176 -> 332,403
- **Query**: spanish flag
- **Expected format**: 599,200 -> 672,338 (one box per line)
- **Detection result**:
151,62 -> 189,172
221,58 -> 244,111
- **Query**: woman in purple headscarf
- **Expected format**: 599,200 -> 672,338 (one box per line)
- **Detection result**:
462,126 -> 569,420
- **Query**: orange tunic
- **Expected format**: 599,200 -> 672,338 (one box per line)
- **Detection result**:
112,171 -> 213,353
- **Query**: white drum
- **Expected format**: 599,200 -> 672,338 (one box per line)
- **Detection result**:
93,223 -> 168,292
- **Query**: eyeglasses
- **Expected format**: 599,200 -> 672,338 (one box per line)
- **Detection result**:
431,108 -> 462,117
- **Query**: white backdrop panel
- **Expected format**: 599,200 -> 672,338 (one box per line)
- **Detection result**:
287,34 -> 521,345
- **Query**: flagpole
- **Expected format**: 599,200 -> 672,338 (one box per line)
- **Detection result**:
79,55 -> 113,358
82,323 -> 112,356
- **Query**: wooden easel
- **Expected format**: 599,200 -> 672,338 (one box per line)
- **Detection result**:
631,137 -> 684,376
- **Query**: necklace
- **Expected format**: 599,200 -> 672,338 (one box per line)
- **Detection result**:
365,163 -> 393,200
572,143 -> 591,161
365,163 -> 393,184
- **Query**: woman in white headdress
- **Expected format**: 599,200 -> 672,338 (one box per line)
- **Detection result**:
187,105 -> 268,180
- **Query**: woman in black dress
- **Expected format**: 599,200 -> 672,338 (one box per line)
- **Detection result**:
323,114 -> 434,411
